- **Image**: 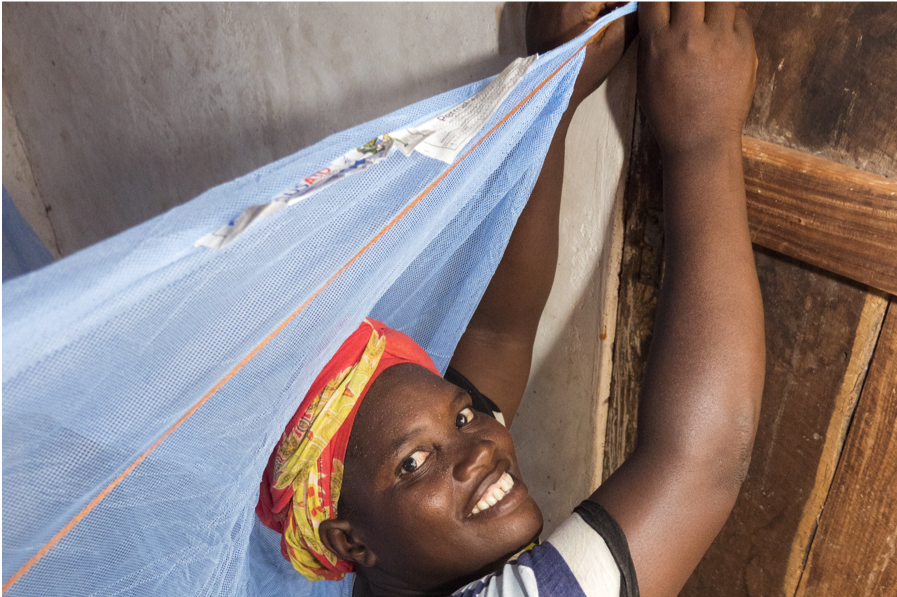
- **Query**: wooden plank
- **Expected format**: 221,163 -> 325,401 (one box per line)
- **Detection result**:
795,302 -> 897,597
743,136 -> 897,297
732,6 -> 897,590
602,108 -> 663,480
743,3 -> 897,179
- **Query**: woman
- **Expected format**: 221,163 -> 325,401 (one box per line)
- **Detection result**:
257,3 -> 765,596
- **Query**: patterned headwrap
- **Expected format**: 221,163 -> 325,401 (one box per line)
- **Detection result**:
256,318 -> 439,581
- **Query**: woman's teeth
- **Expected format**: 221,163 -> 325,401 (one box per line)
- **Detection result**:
471,472 -> 514,515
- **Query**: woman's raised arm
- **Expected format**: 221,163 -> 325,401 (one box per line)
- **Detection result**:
449,3 -> 638,423
589,4 -> 765,597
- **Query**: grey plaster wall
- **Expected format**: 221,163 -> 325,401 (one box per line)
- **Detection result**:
2,2 -> 526,255
2,3 -> 636,538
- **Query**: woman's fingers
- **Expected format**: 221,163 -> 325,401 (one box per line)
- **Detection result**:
583,3 -> 609,22
645,3 -> 740,32
705,2 -> 737,28
734,6 -> 752,35
636,1 -> 757,156
670,2 -> 704,27
639,2 -> 670,33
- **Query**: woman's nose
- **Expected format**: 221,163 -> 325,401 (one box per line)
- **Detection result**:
452,437 -> 495,482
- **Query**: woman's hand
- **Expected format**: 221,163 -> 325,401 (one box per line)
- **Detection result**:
526,3 -> 639,110
637,2 -> 758,158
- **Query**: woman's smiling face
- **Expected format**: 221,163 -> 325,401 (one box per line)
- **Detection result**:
337,363 -> 543,591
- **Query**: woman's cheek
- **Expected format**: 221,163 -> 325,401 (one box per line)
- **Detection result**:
412,480 -> 456,520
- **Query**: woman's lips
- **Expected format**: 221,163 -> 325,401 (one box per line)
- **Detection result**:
466,471 -> 528,520
471,472 -> 514,515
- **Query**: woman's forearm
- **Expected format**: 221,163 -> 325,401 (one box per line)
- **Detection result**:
593,135 -> 765,597
639,138 -> 765,465
589,6 -> 763,596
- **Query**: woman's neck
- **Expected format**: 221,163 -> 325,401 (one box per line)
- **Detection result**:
351,572 -> 458,597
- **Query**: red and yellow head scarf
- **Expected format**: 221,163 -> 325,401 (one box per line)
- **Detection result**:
256,319 -> 439,581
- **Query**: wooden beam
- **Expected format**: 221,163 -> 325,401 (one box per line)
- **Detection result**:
795,301 -> 897,597
743,136 -> 897,296
602,111 -> 664,481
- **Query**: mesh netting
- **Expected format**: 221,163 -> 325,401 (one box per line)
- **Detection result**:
2,5 -> 636,596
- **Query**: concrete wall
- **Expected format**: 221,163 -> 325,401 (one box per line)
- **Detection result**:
2,3 -> 635,536
2,2 -> 530,255
515,49 -> 636,532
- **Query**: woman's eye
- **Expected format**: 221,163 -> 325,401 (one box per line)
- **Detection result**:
401,451 -> 429,474
456,407 -> 474,428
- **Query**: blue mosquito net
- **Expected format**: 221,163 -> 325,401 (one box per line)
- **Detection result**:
2,4 -> 636,596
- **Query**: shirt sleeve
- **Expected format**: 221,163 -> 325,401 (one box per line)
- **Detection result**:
566,501 -> 639,597
450,502 -> 638,597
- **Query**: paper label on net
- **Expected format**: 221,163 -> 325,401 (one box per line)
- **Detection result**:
195,55 -> 536,249
195,136 -> 395,249
389,54 -> 537,164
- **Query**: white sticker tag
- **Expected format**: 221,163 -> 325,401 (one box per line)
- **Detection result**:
389,55 -> 537,164
195,136 -> 395,249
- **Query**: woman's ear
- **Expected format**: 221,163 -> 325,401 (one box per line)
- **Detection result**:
319,519 -> 378,568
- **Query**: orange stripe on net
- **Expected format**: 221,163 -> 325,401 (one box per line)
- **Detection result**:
2,30 -> 598,593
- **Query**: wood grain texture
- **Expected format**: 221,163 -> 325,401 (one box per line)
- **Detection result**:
744,136 -> 897,297
744,3 -> 897,179
602,109 -> 663,481
795,302 -> 897,597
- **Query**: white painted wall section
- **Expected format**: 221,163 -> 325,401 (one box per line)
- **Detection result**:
513,46 -> 636,535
